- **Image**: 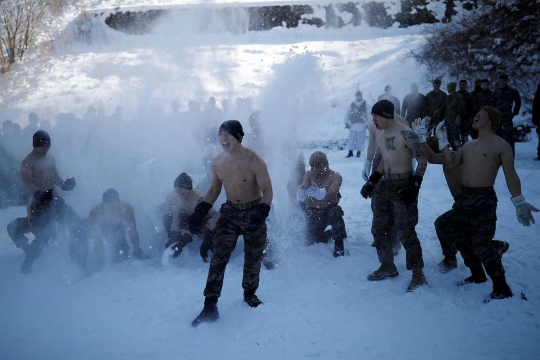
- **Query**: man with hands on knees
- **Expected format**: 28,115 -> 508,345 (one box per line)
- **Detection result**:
435,106 -> 538,300
360,100 -> 428,293
297,151 -> 347,257
189,120 -> 273,327
88,189 -> 149,270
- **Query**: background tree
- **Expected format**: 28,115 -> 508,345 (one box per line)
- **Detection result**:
411,0 -> 540,104
0,0 -> 48,72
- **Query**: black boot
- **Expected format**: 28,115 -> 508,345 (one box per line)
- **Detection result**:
356,151 -> 361,157
333,239 -> 345,258
192,296 -> 219,327
407,270 -> 428,292
457,264 -> 487,286
367,262 -> 399,281
346,150 -> 353,158
490,275 -> 513,300
244,292 -> 263,308
437,256 -> 457,274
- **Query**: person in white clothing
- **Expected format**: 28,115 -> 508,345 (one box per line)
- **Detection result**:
345,91 -> 367,158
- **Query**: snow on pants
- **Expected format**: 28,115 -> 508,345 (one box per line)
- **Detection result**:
371,179 -> 424,270
347,124 -> 366,151
7,216 -> 56,263
305,204 -> 347,245
452,186 -> 505,277
203,202 -> 267,298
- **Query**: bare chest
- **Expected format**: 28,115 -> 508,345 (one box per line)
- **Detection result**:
216,159 -> 255,185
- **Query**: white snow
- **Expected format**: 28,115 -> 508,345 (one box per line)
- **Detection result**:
1,3 -> 539,360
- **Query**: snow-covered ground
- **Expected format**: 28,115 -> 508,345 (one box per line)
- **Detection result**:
1,4 -> 539,360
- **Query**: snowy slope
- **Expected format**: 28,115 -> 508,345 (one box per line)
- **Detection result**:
1,2 -> 540,360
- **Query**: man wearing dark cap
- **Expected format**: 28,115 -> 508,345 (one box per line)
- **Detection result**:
88,189 -> 149,269
162,172 -> 216,261
494,74 -> 521,157
6,130 -> 88,274
426,79 -> 447,130
436,106 -> 538,300
189,120 -> 273,327
360,100 -> 428,292
296,151 -> 347,257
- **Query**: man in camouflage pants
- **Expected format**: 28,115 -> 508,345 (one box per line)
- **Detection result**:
494,74 -> 521,157
188,120 -> 273,327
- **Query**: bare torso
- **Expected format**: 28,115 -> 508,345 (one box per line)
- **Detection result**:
443,165 -> 463,198
213,147 -> 264,203
461,135 -> 506,187
166,189 -> 204,213
21,153 -> 59,192
377,122 -> 415,174
90,201 -> 133,229
303,170 -> 342,209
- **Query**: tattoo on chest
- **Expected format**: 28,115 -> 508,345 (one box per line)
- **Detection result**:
385,136 -> 396,150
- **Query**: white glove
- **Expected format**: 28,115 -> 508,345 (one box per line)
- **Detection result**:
412,117 -> 430,143
510,195 -> 539,226
362,159 -> 371,181
296,185 -> 307,202
306,184 -> 326,200
435,122 -> 450,151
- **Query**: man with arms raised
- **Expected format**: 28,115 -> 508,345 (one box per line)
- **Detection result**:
189,120 -> 273,327
10,130 -> 88,273
297,151 -> 347,257
89,189 -> 149,270
436,106 -> 537,300
361,100 -> 428,292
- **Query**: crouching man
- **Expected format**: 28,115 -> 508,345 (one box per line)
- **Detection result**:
297,151 -> 347,257
89,189 -> 149,269
189,120 -> 273,327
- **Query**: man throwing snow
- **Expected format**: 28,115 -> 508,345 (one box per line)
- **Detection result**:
297,151 -> 347,257
189,120 -> 273,327
361,100 -> 428,292
436,106 -> 537,300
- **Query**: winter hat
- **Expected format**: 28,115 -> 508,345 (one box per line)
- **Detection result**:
174,172 -> 193,190
102,188 -> 120,203
371,100 -> 394,119
481,106 -> 501,131
447,82 -> 457,92
219,120 -> 244,143
33,130 -> 51,148
309,151 -> 329,169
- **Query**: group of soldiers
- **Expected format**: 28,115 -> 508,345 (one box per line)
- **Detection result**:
3,91 -> 539,327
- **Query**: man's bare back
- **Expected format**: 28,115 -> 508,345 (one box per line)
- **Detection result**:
89,201 -> 134,229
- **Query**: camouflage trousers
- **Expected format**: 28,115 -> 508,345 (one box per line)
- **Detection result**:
496,113 -> 515,157
203,202 -> 267,298
305,204 -> 347,245
451,186 -> 504,277
371,178 -> 424,270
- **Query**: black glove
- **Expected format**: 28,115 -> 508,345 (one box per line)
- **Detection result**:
169,232 -> 194,258
133,247 -> 150,260
399,175 -> 423,204
188,202 -> 212,234
360,172 -> 382,199
245,203 -> 271,232
61,177 -> 76,191
200,229 -> 214,263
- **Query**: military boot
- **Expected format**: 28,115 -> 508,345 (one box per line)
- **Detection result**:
437,256 -> 457,274
367,262 -> 399,281
192,296 -> 219,327
457,264 -> 487,286
244,292 -> 263,308
490,275 -> 513,300
407,270 -> 428,292
346,150 -> 354,158
356,151 -> 361,157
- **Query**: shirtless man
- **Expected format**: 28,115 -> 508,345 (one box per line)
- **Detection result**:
412,118 -> 509,274
297,151 -> 346,257
362,111 -> 410,254
360,100 -> 428,292
162,172 -> 216,261
88,189 -> 149,270
189,120 -> 273,327
436,106 -> 538,300
7,130 -> 88,273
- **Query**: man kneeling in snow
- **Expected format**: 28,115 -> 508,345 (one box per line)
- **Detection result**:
297,151 -> 347,257
88,188 -> 149,270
